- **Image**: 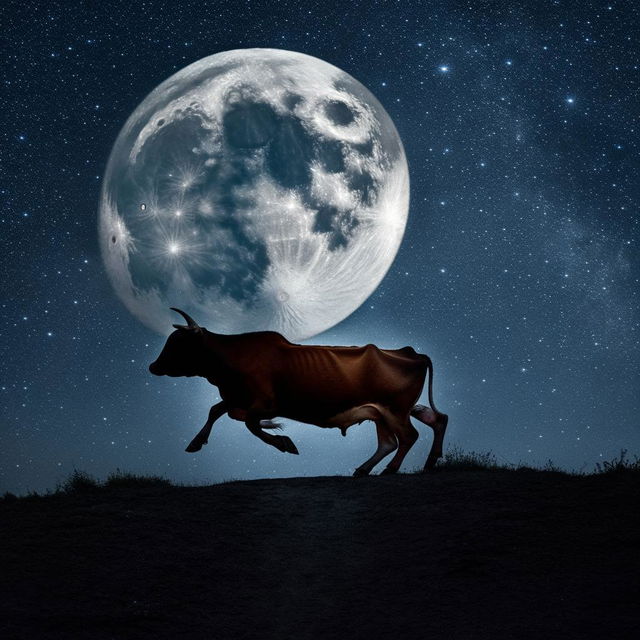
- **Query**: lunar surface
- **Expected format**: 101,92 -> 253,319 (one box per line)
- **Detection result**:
99,48 -> 409,339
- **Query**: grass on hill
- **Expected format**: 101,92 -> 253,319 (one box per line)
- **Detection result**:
433,446 -> 640,475
55,468 -> 173,495
2,448 -> 638,501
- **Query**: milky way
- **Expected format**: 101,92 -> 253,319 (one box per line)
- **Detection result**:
1,0 -> 638,494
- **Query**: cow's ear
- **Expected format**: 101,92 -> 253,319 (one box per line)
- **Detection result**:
172,323 -> 203,334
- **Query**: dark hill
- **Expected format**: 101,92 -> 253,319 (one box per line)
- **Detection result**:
1,470 -> 638,639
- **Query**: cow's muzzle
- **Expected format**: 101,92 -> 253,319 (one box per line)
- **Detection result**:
149,361 -> 162,375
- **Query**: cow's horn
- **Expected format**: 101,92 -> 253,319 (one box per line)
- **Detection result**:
170,307 -> 201,330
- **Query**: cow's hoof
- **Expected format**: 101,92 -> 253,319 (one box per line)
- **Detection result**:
422,460 -> 438,473
353,467 -> 370,478
185,441 -> 203,453
274,435 -> 299,455
260,419 -> 283,431
380,467 -> 397,476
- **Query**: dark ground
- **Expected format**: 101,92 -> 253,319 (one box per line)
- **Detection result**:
1,470 -> 639,639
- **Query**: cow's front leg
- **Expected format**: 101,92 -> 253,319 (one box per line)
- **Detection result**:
185,401 -> 228,453
246,416 -> 299,455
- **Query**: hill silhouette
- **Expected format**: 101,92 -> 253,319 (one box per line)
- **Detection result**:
1,467 -> 638,639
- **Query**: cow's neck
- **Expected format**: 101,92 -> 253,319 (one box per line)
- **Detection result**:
199,329 -> 231,382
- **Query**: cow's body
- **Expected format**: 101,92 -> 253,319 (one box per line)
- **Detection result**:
149,309 -> 448,476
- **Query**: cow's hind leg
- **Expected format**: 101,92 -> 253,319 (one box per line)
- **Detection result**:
411,404 -> 449,471
380,418 -> 419,475
246,417 -> 299,455
353,421 -> 398,477
186,401 -> 227,453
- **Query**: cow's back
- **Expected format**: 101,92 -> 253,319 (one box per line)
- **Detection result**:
274,342 -> 428,420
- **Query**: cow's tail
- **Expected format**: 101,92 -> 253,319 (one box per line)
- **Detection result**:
424,355 -> 438,414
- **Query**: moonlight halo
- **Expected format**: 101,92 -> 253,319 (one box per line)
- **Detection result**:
99,48 -> 409,339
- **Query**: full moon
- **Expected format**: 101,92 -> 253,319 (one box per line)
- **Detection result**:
99,48 -> 409,339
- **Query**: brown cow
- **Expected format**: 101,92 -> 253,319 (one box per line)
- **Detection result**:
149,308 -> 448,476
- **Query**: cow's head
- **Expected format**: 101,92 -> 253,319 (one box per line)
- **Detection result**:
149,308 -> 206,377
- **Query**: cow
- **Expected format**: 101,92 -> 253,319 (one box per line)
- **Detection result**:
149,308 -> 448,476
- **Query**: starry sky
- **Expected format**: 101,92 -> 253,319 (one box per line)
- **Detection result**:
2,0 -> 638,495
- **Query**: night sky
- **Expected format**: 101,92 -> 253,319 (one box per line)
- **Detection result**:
2,0 -> 638,495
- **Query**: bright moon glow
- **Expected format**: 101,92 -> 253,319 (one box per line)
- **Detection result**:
99,49 -> 409,339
